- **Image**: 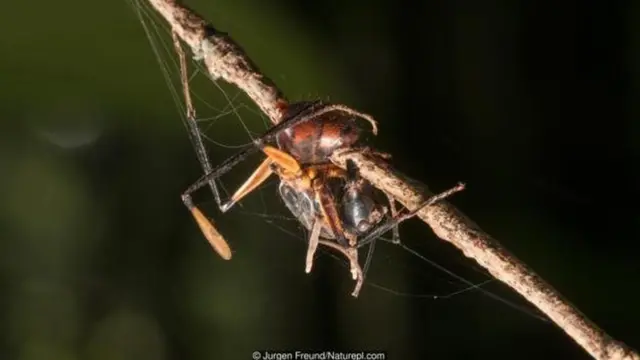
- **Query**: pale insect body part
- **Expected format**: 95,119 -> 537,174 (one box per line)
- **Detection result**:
189,205 -> 232,260
131,0 -> 547,321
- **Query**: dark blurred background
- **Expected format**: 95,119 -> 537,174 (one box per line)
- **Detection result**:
1,1 -> 639,359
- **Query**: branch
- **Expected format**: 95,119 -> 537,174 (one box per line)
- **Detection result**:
143,1 -> 639,359
147,0 -> 287,121
330,150 -> 638,360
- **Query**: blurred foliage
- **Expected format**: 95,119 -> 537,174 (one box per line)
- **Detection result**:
0,1 -> 639,359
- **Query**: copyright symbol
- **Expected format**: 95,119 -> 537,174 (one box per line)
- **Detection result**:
252,351 -> 261,360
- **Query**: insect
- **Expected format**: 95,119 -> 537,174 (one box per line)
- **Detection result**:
124,0 -> 466,296
181,99 -> 465,296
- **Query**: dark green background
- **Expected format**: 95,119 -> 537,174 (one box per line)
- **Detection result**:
1,1 -> 638,359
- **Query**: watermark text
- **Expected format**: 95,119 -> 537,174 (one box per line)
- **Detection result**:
251,351 -> 387,360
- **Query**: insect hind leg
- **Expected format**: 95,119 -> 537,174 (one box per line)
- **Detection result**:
356,183 -> 467,249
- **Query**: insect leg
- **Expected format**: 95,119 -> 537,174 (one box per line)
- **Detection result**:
314,180 -> 350,247
220,143 -> 314,213
317,240 -> 364,297
305,218 -> 323,273
181,101 -> 324,211
344,159 -> 379,279
356,183 -> 466,248
361,238 -> 376,281
383,191 -> 401,244
219,157 -> 274,212
182,99 -> 370,212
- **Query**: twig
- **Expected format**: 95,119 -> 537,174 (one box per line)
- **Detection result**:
148,0 -> 287,122
143,1 -> 639,359
330,151 -> 638,360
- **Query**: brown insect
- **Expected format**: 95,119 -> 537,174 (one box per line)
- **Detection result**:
181,100 -> 464,296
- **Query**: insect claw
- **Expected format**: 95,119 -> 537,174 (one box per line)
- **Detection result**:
220,201 -> 234,213
181,193 -> 194,209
